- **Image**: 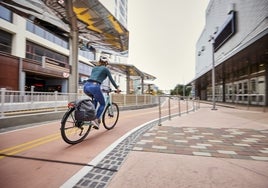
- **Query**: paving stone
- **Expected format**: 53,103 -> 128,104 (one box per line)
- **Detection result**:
152,145 -> 167,150
134,126 -> 268,162
217,150 -> 237,155
73,118 -> 160,188
250,156 -> 268,161
72,119 -> 268,188
193,152 -> 212,157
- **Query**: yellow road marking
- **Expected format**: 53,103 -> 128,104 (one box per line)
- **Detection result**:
0,132 -> 61,160
0,104 -> 186,160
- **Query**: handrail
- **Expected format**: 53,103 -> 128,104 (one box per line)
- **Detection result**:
0,88 -> 158,118
158,95 -> 200,126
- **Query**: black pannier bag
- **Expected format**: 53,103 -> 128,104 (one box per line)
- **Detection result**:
74,99 -> 96,121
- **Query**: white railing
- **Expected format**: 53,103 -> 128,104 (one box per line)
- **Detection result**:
0,88 -> 158,118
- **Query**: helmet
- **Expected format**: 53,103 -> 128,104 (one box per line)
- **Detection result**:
99,55 -> 109,65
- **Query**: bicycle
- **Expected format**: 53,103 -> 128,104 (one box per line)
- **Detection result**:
60,87 -> 120,144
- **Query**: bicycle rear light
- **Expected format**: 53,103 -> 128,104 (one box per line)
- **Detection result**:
68,102 -> 75,108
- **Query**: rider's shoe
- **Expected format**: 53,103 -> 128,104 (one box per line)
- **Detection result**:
96,118 -> 101,124
92,119 -> 100,130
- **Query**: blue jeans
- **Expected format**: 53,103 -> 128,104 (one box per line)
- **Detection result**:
83,82 -> 105,119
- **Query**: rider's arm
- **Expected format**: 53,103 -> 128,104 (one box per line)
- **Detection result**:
105,68 -> 119,89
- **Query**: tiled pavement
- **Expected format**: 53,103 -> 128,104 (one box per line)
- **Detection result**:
134,126 -> 268,161
65,119 -> 160,188
63,105 -> 268,188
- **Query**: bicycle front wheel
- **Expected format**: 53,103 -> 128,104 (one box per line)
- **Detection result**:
102,103 -> 119,130
60,107 -> 91,144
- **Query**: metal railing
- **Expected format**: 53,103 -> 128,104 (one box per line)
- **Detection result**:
158,95 -> 200,126
0,88 -> 158,118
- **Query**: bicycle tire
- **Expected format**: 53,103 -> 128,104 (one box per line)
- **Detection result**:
102,102 -> 119,130
60,107 -> 91,144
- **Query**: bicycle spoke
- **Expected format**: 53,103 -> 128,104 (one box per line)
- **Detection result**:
60,108 -> 91,144
102,103 -> 119,130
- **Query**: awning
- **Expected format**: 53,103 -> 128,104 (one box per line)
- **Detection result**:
108,63 -> 156,94
0,0 -> 70,33
108,63 -> 156,80
44,0 -> 129,53
0,0 -> 129,53
72,0 -> 129,53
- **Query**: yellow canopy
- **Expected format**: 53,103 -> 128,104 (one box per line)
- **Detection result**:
109,63 -> 156,80
57,0 -> 129,53
0,0 -> 129,53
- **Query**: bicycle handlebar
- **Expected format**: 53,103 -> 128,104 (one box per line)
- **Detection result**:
102,88 -> 121,93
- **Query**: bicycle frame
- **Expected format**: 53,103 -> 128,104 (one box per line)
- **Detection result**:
61,87 -> 119,144
100,89 -> 114,118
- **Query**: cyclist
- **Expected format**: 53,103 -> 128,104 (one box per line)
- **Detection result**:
84,55 -> 120,130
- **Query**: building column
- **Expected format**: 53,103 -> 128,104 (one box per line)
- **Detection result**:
126,69 -> 130,94
265,62 -> 268,106
12,15 -> 26,58
66,0 -> 79,94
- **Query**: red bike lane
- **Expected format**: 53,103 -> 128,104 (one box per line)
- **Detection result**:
0,101 -> 185,188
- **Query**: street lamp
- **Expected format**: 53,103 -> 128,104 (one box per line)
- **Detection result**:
208,35 -> 217,110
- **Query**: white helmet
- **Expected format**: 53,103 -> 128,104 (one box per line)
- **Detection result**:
99,55 -> 109,65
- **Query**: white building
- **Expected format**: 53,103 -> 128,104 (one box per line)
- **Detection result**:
0,0 -> 155,95
0,1 -> 130,93
194,0 -> 268,106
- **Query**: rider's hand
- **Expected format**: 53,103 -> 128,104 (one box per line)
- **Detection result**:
115,88 -> 121,93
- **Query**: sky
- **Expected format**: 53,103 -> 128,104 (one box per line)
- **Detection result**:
127,0 -> 210,91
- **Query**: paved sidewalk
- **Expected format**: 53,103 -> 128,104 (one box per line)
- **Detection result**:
64,104 -> 268,188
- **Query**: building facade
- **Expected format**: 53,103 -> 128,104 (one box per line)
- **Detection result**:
195,0 -> 268,106
0,1 -> 128,93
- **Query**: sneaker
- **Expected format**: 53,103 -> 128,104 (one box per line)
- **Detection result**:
92,119 -> 100,130
96,118 -> 101,124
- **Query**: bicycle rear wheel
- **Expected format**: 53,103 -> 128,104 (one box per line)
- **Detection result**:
60,107 -> 91,144
102,102 -> 119,130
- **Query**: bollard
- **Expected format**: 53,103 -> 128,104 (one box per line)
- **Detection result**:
158,96 -> 162,126
178,97 -> 181,116
186,97 -> 189,113
168,97 -> 171,120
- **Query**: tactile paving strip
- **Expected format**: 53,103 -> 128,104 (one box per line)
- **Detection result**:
133,126 -> 268,161
73,119 -> 161,188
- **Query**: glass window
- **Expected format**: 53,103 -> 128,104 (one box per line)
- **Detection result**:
26,41 -> 68,64
250,79 -> 256,94
258,77 -> 265,94
0,5 -> 12,22
0,29 -> 12,53
243,82 -> 248,94
26,20 -> 69,49
26,21 -> 34,32
35,26 -> 45,38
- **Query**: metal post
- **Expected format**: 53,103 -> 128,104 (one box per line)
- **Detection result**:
211,37 -> 217,110
168,97 -> 171,120
30,86 -> 34,109
186,97 -> 188,113
158,96 -> 162,126
178,97 -> 181,116
54,91 -> 58,112
1,88 -> 6,118
192,99 -> 195,112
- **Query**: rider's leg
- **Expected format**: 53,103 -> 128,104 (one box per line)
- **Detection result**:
93,90 -> 105,122
83,83 -> 104,129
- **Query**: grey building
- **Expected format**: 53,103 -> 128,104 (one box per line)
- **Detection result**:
195,0 -> 268,106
